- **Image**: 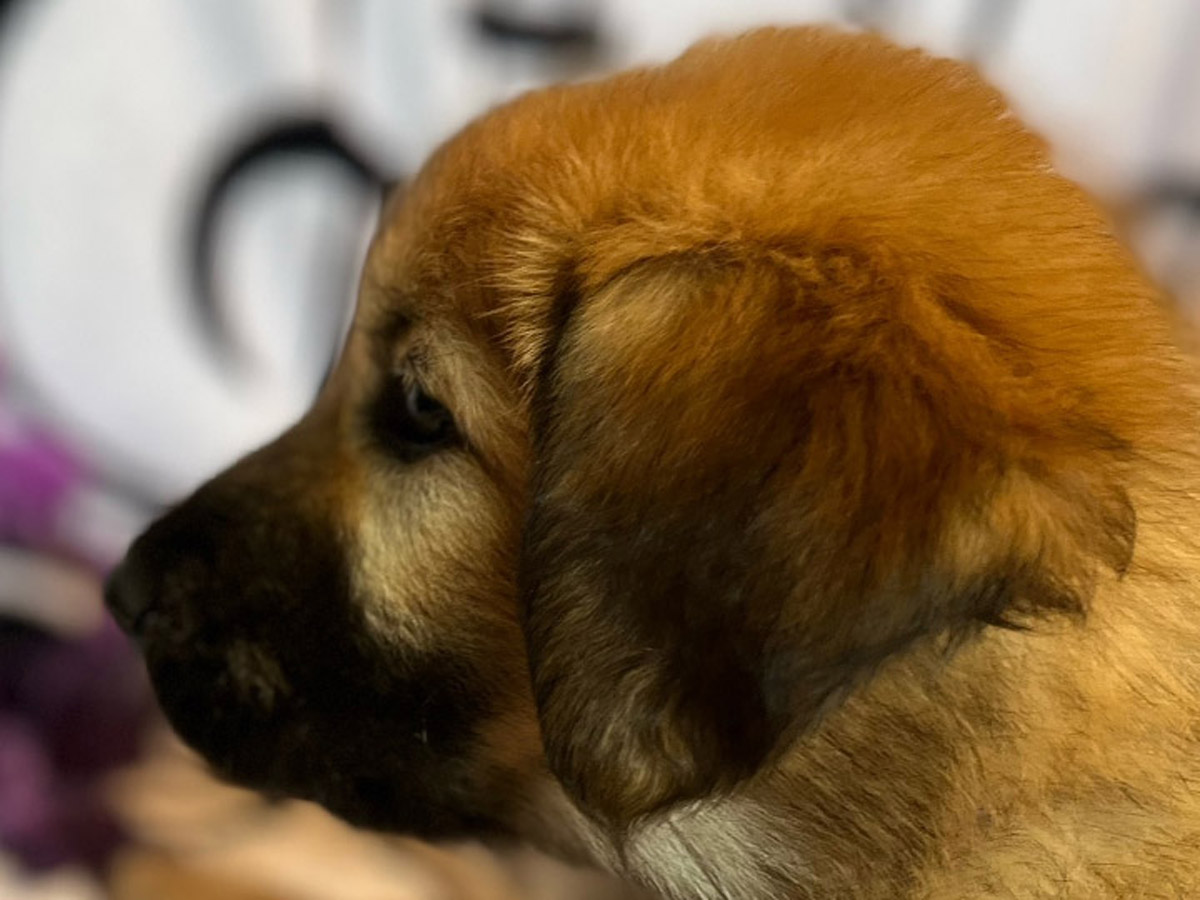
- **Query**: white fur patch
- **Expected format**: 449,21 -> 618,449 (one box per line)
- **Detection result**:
566,795 -> 811,900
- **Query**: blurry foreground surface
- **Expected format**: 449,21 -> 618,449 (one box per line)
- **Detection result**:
1,1 -> 1198,897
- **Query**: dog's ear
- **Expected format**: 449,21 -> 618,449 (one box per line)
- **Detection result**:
519,247 -> 1135,826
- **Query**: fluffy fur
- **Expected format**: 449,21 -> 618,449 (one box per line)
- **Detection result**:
108,26 -> 1200,899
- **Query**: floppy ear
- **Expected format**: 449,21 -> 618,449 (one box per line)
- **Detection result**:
518,246 -> 1135,826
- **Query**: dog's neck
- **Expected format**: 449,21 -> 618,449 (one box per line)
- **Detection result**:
549,791 -> 809,900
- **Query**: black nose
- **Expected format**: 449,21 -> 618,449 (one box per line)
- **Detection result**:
103,487 -> 243,641
104,553 -> 157,637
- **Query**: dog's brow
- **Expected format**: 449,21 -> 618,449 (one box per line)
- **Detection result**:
370,308 -> 412,346
363,307 -> 413,369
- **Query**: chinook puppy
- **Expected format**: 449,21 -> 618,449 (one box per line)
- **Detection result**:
107,26 -> 1200,899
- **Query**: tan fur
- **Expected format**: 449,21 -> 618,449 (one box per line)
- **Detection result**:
358,27 -> 1200,896
115,25 -> 1200,900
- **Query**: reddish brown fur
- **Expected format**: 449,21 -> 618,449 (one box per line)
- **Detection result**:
114,26 -> 1200,899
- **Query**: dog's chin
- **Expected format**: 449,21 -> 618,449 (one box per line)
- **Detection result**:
142,650 -> 513,842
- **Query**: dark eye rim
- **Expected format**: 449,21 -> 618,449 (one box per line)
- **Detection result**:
366,372 -> 460,462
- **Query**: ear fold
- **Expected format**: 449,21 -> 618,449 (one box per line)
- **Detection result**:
519,248 -> 1135,826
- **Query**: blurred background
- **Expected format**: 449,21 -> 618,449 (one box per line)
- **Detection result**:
0,0 -> 1198,897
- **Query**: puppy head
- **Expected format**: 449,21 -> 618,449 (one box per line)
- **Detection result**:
107,27 -> 1175,847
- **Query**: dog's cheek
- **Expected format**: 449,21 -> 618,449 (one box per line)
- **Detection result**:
348,452 -> 525,669
330,453 -> 565,825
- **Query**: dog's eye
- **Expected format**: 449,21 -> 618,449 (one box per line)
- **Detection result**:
402,380 -> 454,441
368,375 -> 459,461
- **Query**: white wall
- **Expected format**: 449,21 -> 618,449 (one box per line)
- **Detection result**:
1,0 -> 1196,510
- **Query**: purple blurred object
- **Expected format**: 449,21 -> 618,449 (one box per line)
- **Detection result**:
0,318 -> 154,875
0,428 -> 83,551
0,375 -> 89,565
0,715 -> 55,848
0,618 -> 153,872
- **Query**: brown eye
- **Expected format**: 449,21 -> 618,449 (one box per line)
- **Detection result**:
402,380 -> 454,442
368,374 -> 459,461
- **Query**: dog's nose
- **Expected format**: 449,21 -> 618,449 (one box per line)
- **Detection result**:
104,553 -> 157,636
103,487 -> 242,640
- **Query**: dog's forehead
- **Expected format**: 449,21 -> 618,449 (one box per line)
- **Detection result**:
351,25 -> 1010,381
361,101 -> 586,317
356,77 -> 708,384
349,100 -> 596,389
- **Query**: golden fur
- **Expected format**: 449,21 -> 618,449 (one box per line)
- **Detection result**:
109,26 -> 1200,899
